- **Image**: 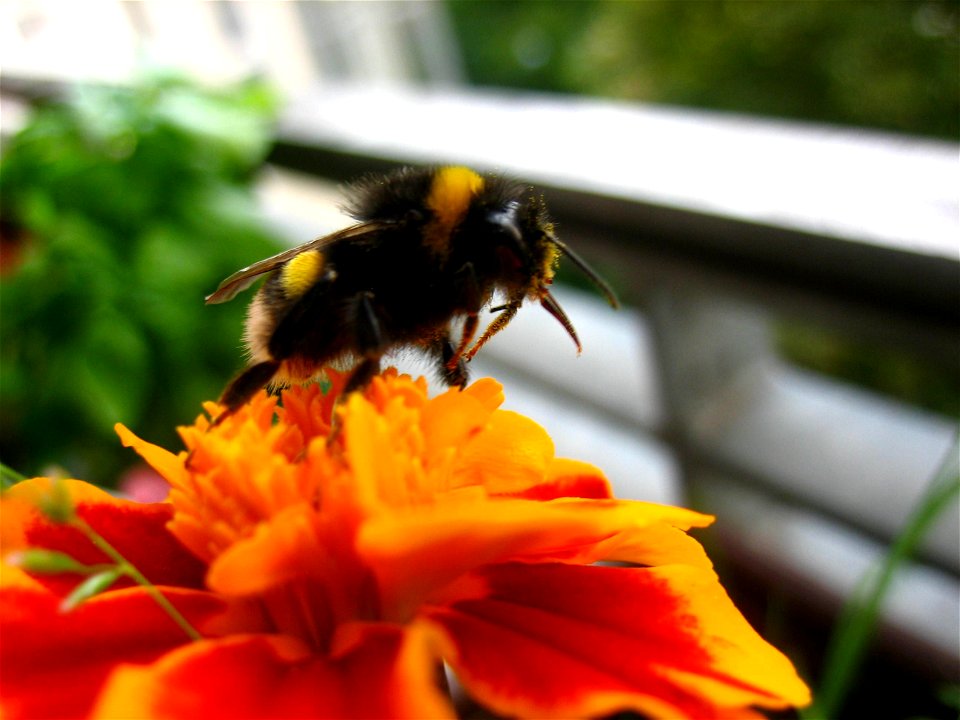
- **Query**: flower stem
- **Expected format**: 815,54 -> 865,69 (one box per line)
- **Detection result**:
73,517 -> 203,642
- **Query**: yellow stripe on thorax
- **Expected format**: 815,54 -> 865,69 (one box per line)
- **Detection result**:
424,166 -> 484,255
281,250 -> 325,299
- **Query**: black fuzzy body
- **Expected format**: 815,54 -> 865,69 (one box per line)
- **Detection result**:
208,165 -> 612,418
261,218 -> 462,367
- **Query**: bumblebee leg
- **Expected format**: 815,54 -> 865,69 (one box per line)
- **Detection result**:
465,298 -> 522,361
355,291 -> 386,357
214,359 -> 281,424
344,356 -> 382,395
448,262 -> 481,372
343,291 -> 387,395
435,334 -> 469,387
328,356 -> 380,445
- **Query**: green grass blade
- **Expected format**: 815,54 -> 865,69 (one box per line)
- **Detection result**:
807,433 -> 960,719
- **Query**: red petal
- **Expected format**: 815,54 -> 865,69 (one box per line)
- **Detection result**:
360,497 -> 712,622
91,627 -> 454,719
423,562 -> 810,719
0,584 -> 226,720
496,458 -> 613,500
2,479 -> 206,596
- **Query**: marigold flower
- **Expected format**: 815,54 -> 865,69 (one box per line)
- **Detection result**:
1,370 -> 810,719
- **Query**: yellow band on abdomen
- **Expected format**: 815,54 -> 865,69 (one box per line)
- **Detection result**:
281,250 -> 325,299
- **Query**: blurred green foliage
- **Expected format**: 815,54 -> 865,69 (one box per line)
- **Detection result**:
777,323 -> 960,419
448,0 -> 959,139
0,76 -> 284,482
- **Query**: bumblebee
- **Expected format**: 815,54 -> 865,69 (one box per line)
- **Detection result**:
207,165 -> 618,416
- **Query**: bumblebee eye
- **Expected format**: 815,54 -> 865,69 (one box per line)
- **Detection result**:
485,208 -> 522,244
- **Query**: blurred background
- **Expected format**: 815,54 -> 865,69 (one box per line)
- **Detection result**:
1,1 -> 958,718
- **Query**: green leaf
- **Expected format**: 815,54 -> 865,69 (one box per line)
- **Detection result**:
59,567 -> 125,612
8,548 -> 102,575
938,683 -> 960,711
74,312 -> 151,429
0,73 -> 283,481
0,462 -> 28,489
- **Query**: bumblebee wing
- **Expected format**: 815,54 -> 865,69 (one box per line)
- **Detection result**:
204,222 -> 385,304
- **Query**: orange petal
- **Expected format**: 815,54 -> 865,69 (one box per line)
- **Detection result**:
0,562 -> 46,591
423,562 -> 811,719
331,622 -> 455,720
90,635 -> 325,720
207,505 -> 374,649
91,628 -> 454,720
415,378 -> 505,466
206,505 -> 323,597
1,478 -> 206,595
115,424 -> 188,491
452,410 -> 555,494
1,585 -> 227,720
420,386 -> 494,462
359,497 -> 714,622
277,369 -> 350,440
355,378 -> 553,498
460,377 -> 505,412
206,504 -> 362,601
592,520 -> 716,569
343,391 -> 418,509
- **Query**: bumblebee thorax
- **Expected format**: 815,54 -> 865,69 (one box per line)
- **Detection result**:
424,166 -> 484,255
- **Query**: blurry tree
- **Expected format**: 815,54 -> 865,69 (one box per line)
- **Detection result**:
0,75 -> 283,482
447,0 -> 959,139
446,0 -> 603,93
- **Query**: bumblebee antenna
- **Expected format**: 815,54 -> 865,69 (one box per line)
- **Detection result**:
548,237 -> 619,309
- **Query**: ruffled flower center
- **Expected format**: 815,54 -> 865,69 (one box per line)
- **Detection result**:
140,370 -> 534,651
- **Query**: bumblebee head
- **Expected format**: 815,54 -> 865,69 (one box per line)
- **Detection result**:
482,195 -> 559,298
426,166 -> 619,308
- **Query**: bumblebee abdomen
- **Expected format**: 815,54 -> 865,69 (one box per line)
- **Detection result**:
242,250 -> 336,365
279,249 -> 326,299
